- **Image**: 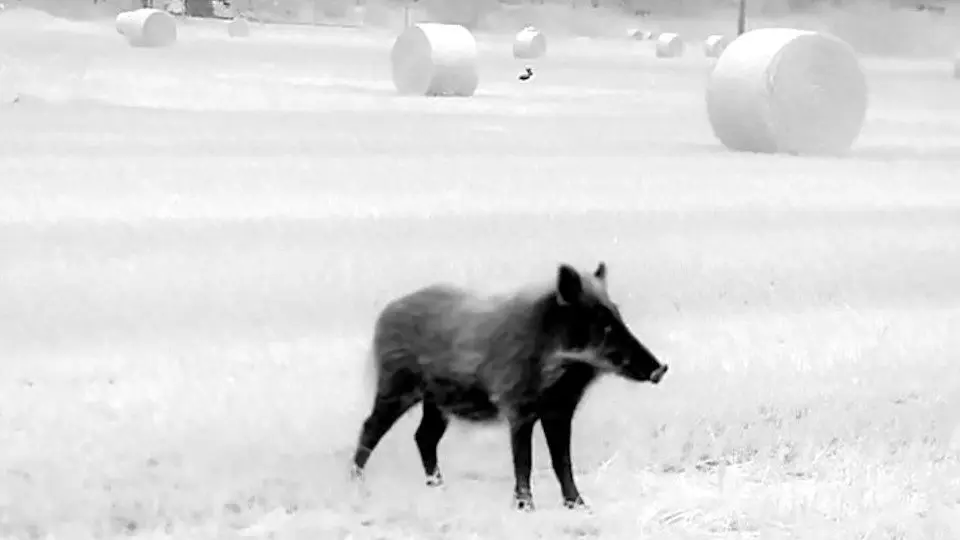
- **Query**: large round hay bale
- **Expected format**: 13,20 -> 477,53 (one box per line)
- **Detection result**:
513,26 -> 546,60
705,28 -> 868,156
227,17 -> 250,37
390,23 -> 478,97
655,33 -> 684,58
115,8 -> 177,48
703,34 -> 731,58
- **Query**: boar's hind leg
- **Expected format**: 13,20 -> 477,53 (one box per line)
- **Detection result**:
351,364 -> 422,479
509,414 -> 537,512
415,398 -> 449,487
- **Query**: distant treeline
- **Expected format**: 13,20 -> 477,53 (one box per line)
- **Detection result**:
113,0 -> 950,19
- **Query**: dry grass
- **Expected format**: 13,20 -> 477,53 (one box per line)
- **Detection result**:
2,9 -> 960,540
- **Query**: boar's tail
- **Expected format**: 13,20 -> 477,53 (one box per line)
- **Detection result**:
353,347 -> 378,410
361,346 -> 379,395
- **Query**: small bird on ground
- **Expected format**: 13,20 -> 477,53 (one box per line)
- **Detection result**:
518,66 -> 534,81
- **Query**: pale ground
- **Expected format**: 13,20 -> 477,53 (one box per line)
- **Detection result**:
2,7 -> 960,540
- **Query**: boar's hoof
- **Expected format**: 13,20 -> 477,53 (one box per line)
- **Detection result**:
425,470 -> 444,487
349,464 -> 365,482
514,495 -> 535,512
563,497 -> 591,512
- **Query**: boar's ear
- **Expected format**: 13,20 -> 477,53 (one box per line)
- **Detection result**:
556,264 -> 583,305
594,262 -> 607,282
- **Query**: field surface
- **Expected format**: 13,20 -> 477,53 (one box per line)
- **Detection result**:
2,8 -> 960,540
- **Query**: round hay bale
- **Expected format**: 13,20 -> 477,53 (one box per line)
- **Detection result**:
390,23 -> 478,97
704,34 -> 731,58
706,28 -> 868,156
227,17 -> 250,37
115,8 -> 177,48
513,26 -> 546,60
627,28 -> 652,40
655,33 -> 684,58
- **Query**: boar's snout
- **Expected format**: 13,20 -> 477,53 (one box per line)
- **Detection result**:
649,364 -> 668,384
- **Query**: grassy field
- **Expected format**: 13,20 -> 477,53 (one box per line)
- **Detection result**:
2,7 -> 960,540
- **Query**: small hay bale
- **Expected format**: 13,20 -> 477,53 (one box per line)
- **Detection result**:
703,34 -> 731,58
655,33 -> 684,58
705,28 -> 868,156
627,28 -> 652,40
513,25 -> 546,60
390,22 -> 478,97
115,8 -> 177,48
227,17 -> 250,37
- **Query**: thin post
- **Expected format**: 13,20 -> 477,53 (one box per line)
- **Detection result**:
737,0 -> 746,35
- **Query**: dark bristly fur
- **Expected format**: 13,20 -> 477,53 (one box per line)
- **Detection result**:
350,262 -> 669,511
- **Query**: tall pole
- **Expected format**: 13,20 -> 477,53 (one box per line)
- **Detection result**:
737,0 -> 746,35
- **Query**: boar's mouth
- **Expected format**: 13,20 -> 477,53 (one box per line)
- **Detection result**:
648,364 -> 668,384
